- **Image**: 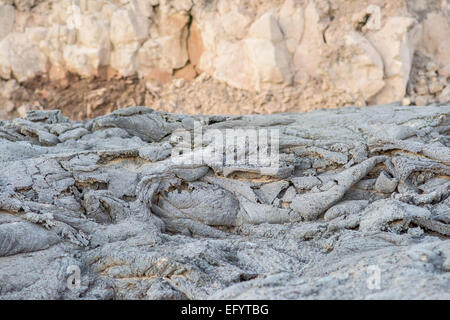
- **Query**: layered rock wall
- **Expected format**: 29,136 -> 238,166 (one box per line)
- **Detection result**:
1,0 -> 450,114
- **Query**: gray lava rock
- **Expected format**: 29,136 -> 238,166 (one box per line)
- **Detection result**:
0,105 -> 449,299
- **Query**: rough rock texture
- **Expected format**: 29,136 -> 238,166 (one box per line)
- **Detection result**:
0,105 -> 449,299
1,0 -> 450,119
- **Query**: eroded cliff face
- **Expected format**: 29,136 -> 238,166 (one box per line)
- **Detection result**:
0,106 -> 449,299
1,0 -> 450,118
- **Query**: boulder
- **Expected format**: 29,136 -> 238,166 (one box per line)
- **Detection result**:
244,38 -> 293,89
327,32 -> 385,102
139,33 -> 188,75
247,11 -> 284,42
109,8 -> 148,76
213,41 -> 255,90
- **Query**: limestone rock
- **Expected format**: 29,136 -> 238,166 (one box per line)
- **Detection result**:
138,11 -> 189,77
292,0 -> 328,81
278,0 -> 304,54
0,32 -> 48,81
139,34 -> 188,75
248,11 -> 283,42
419,12 -> 450,69
213,41 -> 255,90
110,8 -> 148,76
217,0 -> 254,40
0,4 -> 14,41
63,46 -> 104,77
367,17 -> 422,104
244,38 -> 293,89
327,32 -> 385,102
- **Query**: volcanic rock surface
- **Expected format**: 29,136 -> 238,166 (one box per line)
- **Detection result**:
0,105 -> 449,299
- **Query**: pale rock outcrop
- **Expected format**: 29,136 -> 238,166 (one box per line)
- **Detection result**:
367,17 -> 422,104
278,0 -> 304,54
110,8 -> 148,76
39,24 -> 77,68
292,0 -> 328,82
130,0 -> 154,18
325,32 -> 385,102
63,45 -> 103,78
213,10 -> 294,91
187,20 -> 203,72
138,11 -> 189,78
195,0 -> 257,87
212,41 -> 256,91
194,15 -> 218,75
0,36 -> 11,79
64,14 -> 110,77
0,32 -> 48,81
247,11 -> 284,42
0,4 -> 15,41
419,11 -> 450,71
244,11 -> 294,90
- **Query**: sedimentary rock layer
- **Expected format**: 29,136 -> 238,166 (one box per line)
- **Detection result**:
2,0 -> 450,119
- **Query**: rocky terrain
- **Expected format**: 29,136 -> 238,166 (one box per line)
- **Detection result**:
0,0 -> 449,301
0,105 -> 449,299
1,0 -> 450,120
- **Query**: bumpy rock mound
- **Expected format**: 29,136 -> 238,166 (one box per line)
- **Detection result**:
0,105 -> 449,299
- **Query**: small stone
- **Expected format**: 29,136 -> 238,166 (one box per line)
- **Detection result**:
291,176 -> 321,190
374,171 -> 398,193
443,256 -> 450,272
415,95 -> 429,106
58,128 -> 89,142
438,86 -> 450,103
282,96 -> 290,103
425,61 -> 438,72
401,97 -> 411,106
417,77 -> 427,86
407,227 -> 424,238
415,84 -> 428,95
172,78 -> 186,89
259,180 -> 289,204
439,64 -> 450,78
